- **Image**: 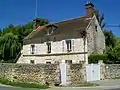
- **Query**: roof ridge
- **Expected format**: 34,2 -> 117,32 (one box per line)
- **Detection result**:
50,16 -> 87,24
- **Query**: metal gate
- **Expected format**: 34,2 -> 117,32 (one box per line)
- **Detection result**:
86,64 -> 100,81
60,63 -> 67,85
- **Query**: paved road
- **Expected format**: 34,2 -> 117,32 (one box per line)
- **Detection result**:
0,85 -> 120,90
0,79 -> 120,90
0,86 -> 120,90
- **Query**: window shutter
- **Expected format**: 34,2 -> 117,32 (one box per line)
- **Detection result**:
62,41 -> 65,52
72,40 -> 75,52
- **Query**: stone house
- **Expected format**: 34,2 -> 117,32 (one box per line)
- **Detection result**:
17,2 -> 105,64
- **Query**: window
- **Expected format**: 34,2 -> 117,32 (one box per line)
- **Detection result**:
53,37 -> 56,42
46,42 -> 51,53
47,26 -> 52,35
65,60 -> 72,64
66,40 -> 72,52
30,60 -> 35,64
46,62 -> 51,64
31,44 -> 35,54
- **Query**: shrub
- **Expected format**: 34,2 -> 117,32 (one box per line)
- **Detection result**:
88,54 -> 107,64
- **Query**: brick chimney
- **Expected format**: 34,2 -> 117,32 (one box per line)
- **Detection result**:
85,1 -> 95,17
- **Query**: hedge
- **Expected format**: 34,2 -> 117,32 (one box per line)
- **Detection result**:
88,54 -> 108,64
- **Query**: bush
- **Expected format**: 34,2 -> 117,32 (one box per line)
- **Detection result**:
88,54 -> 107,64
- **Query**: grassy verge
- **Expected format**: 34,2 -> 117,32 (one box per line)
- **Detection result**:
112,77 -> 120,79
0,77 -> 49,89
70,82 -> 99,87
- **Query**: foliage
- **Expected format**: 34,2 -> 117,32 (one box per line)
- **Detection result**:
89,37 -> 120,64
88,54 -> 107,64
0,33 -> 21,62
94,9 -> 105,30
105,43 -> 120,64
94,9 -> 116,48
0,77 -> 49,89
0,18 -> 48,62
103,30 -> 116,47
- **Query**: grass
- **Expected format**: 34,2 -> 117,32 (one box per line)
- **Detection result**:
112,77 -> 120,79
70,82 -> 99,87
0,77 -> 49,89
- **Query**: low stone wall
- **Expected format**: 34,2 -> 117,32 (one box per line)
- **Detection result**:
104,64 -> 120,79
0,63 -> 60,85
0,63 -> 86,86
67,64 -> 86,85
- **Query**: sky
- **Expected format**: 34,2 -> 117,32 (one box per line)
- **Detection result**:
0,0 -> 120,36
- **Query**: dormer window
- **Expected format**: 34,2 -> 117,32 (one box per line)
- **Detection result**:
47,24 -> 58,35
47,26 -> 52,35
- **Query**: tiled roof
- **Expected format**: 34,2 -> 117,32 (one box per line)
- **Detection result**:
24,16 -> 91,42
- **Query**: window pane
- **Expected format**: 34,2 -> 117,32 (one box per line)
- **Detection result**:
65,60 -> 72,64
46,62 -> 51,64
30,60 -> 34,64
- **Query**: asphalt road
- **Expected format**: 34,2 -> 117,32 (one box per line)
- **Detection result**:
0,79 -> 120,90
0,86 -> 120,90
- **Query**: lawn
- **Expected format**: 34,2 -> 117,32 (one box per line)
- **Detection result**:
0,77 -> 49,89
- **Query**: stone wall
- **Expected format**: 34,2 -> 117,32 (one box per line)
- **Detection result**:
0,63 -> 86,86
104,64 -> 120,79
0,63 -> 60,85
67,63 -> 86,85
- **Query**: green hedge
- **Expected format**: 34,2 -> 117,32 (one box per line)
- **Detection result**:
88,54 -> 107,64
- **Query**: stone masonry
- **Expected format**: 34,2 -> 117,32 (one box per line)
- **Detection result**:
0,63 -> 86,86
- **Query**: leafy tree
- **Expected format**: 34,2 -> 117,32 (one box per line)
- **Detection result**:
105,44 -> 120,64
94,9 -> 116,48
0,33 -> 21,62
0,18 -> 49,62
94,9 -> 105,30
103,30 -> 116,47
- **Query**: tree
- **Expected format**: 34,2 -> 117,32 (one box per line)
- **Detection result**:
0,33 -> 21,62
94,9 -> 116,48
94,9 -> 105,30
103,30 -> 116,47
105,44 -> 120,64
0,18 -> 49,62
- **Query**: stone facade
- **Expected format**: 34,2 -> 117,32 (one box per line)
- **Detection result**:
0,63 -> 86,86
87,16 -> 105,55
17,38 -> 88,64
17,15 -> 105,64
